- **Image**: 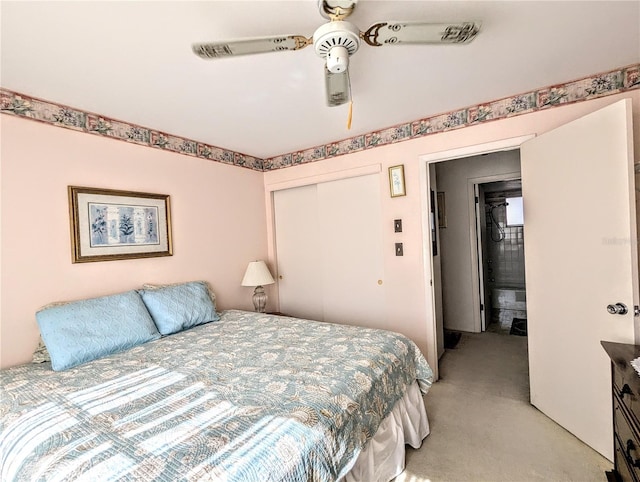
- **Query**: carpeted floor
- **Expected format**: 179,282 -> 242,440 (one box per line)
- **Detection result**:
398,332 -> 612,481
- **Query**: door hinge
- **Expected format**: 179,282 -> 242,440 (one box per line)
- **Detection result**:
480,303 -> 484,311
475,196 -> 479,204
635,305 -> 640,317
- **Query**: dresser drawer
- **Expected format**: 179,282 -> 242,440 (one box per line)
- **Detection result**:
614,377 -> 640,434
616,441 -> 639,482
603,342 -> 640,482
615,433 -> 640,482
613,353 -> 640,420
615,395 -> 640,481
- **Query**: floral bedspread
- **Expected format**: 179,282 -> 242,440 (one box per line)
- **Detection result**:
1,310 -> 433,481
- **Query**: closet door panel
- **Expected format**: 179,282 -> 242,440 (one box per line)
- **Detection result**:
273,184 -> 324,321
318,174 -> 386,327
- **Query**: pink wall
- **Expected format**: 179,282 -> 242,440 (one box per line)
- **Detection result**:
2,91 -> 639,373
1,115 -> 269,368
264,92 -> 640,375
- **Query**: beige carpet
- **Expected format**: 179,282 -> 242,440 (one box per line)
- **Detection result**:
398,331 -> 612,481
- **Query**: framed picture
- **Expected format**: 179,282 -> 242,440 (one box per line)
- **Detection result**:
388,164 -> 406,197
68,186 -> 173,263
437,191 -> 447,228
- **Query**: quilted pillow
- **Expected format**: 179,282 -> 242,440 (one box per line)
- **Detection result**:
32,300 -> 73,364
36,290 -> 161,371
138,281 -> 220,335
142,280 -> 218,307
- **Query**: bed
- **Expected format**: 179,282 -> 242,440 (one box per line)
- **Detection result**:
1,288 -> 433,482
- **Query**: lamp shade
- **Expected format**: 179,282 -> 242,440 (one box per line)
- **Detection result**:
241,260 -> 275,287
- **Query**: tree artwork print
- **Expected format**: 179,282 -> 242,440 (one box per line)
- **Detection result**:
88,203 -> 159,247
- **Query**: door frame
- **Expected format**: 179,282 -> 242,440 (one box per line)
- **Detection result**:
469,172 -> 523,332
419,135 -> 534,375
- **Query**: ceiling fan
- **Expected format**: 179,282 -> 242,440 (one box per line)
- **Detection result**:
193,0 -> 480,109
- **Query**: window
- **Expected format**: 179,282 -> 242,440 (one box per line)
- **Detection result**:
506,196 -> 524,226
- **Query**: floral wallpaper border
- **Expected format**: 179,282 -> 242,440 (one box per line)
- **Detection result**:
0,90 -> 265,171
1,63 -> 639,172
265,63 -> 640,170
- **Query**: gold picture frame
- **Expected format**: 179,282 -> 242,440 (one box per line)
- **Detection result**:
388,165 -> 406,197
68,186 -> 173,263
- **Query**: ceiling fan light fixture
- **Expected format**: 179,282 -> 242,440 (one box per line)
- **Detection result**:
313,21 -> 360,60
326,45 -> 349,73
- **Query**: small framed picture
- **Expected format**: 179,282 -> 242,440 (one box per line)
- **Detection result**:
388,165 -> 406,197
68,186 -> 173,263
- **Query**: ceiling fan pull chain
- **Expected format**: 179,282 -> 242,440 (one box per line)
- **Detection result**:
346,69 -> 353,130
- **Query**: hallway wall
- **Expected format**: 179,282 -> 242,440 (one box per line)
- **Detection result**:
435,150 -> 521,333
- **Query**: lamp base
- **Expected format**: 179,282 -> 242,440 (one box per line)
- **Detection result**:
252,285 -> 267,313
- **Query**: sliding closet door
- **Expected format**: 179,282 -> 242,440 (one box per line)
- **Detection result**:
273,184 -> 324,321
274,174 -> 385,326
318,174 -> 385,327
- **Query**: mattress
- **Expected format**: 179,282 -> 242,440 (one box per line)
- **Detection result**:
1,310 -> 433,481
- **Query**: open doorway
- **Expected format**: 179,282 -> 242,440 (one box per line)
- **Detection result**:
477,179 -> 527,336
425,146 -> 528,363
421,102 -> 636,457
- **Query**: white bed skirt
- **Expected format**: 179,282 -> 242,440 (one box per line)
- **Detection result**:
340,381 -> 430,482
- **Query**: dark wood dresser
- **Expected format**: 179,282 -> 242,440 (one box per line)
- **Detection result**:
602,341 -> 640,482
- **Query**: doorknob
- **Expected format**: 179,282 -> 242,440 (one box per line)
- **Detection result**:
607,303 -> 629,315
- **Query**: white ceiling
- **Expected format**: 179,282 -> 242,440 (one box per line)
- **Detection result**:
2,1 -> 639,159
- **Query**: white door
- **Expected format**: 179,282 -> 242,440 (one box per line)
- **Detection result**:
521,99 -> 638,460
273,184 -> 324,321
318,174 -> 385,328
273,174 -> 385,326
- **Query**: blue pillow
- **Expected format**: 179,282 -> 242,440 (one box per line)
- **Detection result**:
36,290 -> 161,371
138,281 -> 220,335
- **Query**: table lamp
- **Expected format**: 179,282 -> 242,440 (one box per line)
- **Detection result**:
241,260 -> 275,312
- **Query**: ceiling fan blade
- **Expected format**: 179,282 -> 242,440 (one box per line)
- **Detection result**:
193,35 -> 311,59
324,66 -> 351,107
361,21 -> 480,47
